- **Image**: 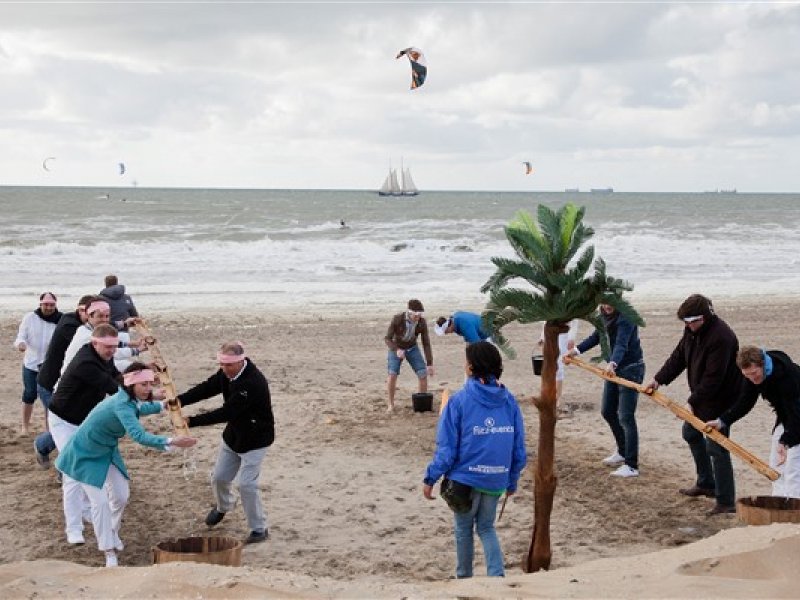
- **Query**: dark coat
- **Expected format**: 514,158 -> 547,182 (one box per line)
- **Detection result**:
654,315 -> 743,421
721,351 -> 800,448
49,344 -> 121,426
37,310 -> 84,392
179,360 -> 274,453
384,312 -> 433,365
99,284 -> 139,329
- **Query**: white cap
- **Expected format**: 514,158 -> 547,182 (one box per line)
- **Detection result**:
434,319 -> 450,336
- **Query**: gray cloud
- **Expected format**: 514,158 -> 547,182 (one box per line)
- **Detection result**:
0,2 -> 798,191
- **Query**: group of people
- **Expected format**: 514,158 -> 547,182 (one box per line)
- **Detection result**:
14,287 -> 800,577
389,294 -> 799,579
14,277 -> 276,567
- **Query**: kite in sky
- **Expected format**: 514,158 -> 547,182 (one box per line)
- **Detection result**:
396,47 -> 427,90
119,162 -> 126,175
42,157 -> 56,171
523,161 -> 533,175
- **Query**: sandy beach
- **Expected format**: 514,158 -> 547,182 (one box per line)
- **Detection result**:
1,296 -> 799,598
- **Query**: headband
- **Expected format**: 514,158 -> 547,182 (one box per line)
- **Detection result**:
682,315 -> 703,323
218,352 -> 246,364
40,292 -> 57,304
92,335 -> 119,346
123,369 -> 156,386
87,300 -> 110,315
434,318 -> 451,336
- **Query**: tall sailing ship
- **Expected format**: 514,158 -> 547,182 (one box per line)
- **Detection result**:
378,161 -> 419,196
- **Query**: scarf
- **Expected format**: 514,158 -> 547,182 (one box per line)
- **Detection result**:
402,313 -> 417,342
35,308 -> 62,324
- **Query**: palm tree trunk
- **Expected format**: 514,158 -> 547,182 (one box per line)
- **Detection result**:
524,321 -> 563,572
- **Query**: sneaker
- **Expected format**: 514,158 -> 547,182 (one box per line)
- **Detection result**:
245,529 -> 268,544
205,508 -> 226,527
56,470 -> 63,485
601,452 -> 625,466
67,531 -> 85,545
105,551 -> 118,567
610,465 -> 639,478
34,441 -> 50,469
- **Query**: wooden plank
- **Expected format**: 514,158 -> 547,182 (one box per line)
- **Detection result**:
564,356 -> 779,482
133,320 -> 190,436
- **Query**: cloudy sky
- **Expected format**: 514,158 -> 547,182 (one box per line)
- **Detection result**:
1,1 -> 798,192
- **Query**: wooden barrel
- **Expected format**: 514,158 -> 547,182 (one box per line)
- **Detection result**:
736,495 -> 800,525
152,536 -> 243,566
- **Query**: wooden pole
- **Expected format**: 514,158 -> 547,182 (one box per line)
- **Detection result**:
564,356 -> 779,482
133,319 -> 190,436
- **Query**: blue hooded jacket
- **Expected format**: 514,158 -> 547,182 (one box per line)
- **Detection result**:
424,378 -> 527,492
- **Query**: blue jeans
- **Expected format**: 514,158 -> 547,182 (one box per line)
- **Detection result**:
22,367 -> 38,404
682,421 -> 735,506
34,384 -> 56,456
387,344 -> 427,378
453,491 -> 504,578
601,361 -> 644,470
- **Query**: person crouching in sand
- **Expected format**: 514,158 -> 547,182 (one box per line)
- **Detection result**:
422,341 -> 527,578
54,363 -> 196,567
385,299 -> 434,412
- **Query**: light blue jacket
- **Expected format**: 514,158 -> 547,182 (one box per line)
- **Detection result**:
55,389 -> 168,488
424,377 -> 527,492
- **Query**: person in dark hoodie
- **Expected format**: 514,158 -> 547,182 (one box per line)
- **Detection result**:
423,341 -> 527,578
33,294 -> 96,468
99,274 -> 139,331
178,341 -> 275,545
566,303 -> 645,478
645,294 -> 743,516
705,346 -> 800,498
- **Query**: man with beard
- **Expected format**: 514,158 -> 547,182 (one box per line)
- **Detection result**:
14,292 -> 62,435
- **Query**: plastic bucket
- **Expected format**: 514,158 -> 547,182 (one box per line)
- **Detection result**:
412,392 -> 433,412
531,355 -> 544,376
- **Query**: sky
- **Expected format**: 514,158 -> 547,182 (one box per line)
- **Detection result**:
1,1 -> 799,192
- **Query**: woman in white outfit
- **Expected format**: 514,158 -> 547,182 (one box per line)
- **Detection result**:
54,363 -> 196,566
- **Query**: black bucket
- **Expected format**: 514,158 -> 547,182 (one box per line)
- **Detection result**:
531,355 -> 544,376
412,392 -> 433,412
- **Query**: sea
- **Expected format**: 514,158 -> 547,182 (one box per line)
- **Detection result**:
1,187 -> 798,314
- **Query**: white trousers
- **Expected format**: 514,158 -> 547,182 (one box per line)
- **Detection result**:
81,464 -> 129,552
770,425 -> 800,498
49,412 -> 90,538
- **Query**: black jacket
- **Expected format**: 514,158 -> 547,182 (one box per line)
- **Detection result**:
179,360 -> 274,453
654,315 -> 743,421
49,344 -> 121,426
721,351 -> 800,448
37,310 -> 85,392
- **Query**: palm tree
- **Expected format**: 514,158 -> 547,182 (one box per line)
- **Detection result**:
481,203 -> 644,572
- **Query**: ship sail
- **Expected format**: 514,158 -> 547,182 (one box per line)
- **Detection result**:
377,162 -> 420,196
378,168 -> 401,196
402,168 -> 418,196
